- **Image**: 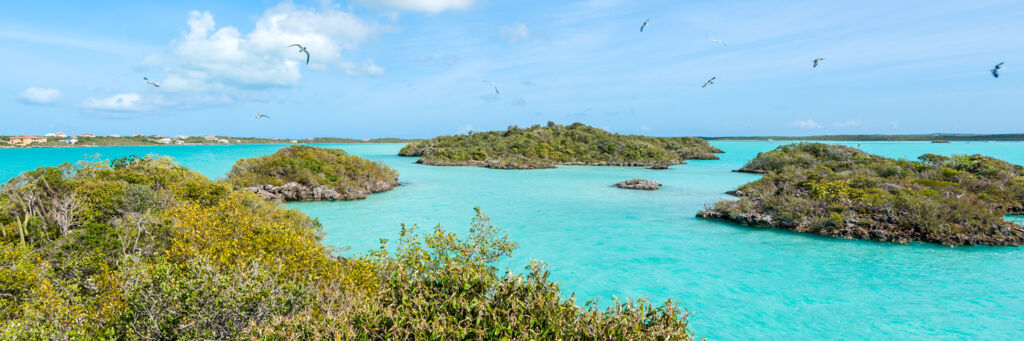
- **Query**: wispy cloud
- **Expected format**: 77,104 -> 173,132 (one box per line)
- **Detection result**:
19,87 -> 61,105
81,93 -> 144,111
791,119 -> 824,129
342,59 -> 385,76
356,0 -> 474,13
832,120 -> 862,128
499,23 -> 531,43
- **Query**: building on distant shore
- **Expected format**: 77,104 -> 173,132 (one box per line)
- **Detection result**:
61,138 -> 78,145
155,138 -> 173,144
108,134 -> 121,138
56,132 -> 67,138
134,134 -> 142,137
80,133 -> 96,137
203,136 -> 218,141
10,135 -> 47,146
45,133 -> 56,137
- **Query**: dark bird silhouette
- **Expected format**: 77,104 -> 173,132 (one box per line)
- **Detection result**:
702,77 -> 716,88
991,62 -> 1004,78
813,58 -> 825,68
640,19 -> 649,32
255,112 -> 270,119
483,80 -> 500,95
289,44 -> 310,65
143,77 -> 160,88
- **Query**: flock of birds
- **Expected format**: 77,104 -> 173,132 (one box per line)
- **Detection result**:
136,19 -> 1007,119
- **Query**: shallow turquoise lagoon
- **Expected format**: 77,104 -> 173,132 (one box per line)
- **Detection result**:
2,141 -> 1022,340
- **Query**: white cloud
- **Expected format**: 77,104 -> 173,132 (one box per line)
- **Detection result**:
341,59 -> 385,76
19,87 -> 62,105
499,23 -> 530,43
356,0 -> 474,13
82,93 -> 144,111
152,2 -> 378,91
791,119 -> 824,129
832,120 -> 861,128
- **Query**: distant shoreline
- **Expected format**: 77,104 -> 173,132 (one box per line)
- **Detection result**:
703,133 -> 1024,141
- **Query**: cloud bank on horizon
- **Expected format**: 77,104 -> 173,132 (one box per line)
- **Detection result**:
0,0 -> 1021,138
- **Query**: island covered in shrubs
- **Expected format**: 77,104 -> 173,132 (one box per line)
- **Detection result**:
0,156 -> 695,339
227,145 -> 398,201
699,143 -> 1024,246
399,122 -> 723,169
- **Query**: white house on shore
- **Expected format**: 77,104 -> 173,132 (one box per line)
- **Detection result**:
155,138 -> 173,144
203,136 -> 218,141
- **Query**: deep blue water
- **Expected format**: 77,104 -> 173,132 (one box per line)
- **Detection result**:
1,141 -> 1022,340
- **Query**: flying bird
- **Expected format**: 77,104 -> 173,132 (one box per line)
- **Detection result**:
143,77 -> 160,88
483,80 -> 500,95
709,37 -> 726,46
991,62 -> 1004,78
702,77 -> 716,88
255,112 -> 270,119
812,57 -> 825,68
289,44 -> 310,65
640,19 -> 649,32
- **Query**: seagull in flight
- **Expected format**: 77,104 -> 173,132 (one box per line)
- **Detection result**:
709,37 -> 726,46
991,62 -> 1004,78
483,80 -> 500,95
640,19 -> 649,32
289,44 -> 310,65
143,77 -> 160,88
255,112 -> 270,119
702,77 -> 716,88
812,57 -> 825,68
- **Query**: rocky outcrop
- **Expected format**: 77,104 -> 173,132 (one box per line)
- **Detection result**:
245,180 -> 398,202
614,179 -> 662,190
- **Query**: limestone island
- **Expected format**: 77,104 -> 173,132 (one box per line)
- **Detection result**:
615,179 -> 662,190
227,145 -> 399,201
698,143 -> 1024,246
399,122 -> 723,169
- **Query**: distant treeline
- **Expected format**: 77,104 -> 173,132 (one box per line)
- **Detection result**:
704,134 -> 1024,141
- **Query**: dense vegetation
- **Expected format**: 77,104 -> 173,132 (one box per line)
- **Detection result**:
699,143 -> 1024,246
705,133 -> 1024,141
399,122 -> 723,169
226,145 -> 398,200
0,156 -> 695,339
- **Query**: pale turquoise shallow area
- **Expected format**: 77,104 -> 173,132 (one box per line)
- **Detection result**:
1,141 -> 1022,340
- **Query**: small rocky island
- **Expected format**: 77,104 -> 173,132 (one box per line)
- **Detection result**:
698,143 -> 1024,246
399,122 -> 723,169
614,179 -> 662,190
226,145 -> 398,201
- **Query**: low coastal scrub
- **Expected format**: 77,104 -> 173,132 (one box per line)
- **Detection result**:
699,143 -> 1024,246
226,145 -> 399,201
399,122 -> 723,169
0,156 -> 695,339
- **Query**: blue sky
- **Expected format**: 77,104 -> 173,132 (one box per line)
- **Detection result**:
1,0 -> 1021,138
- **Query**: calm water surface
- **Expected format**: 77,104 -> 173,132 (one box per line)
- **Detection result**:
1,141 -> 1022,340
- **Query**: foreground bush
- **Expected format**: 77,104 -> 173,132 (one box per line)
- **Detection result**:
699,143 -> 1024,246
400,122 -> 722,169
0,156 -> 695,339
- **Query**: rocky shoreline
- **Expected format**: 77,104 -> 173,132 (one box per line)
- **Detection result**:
244,180 -> 398,202
614,179 -> 662,190
417,158 -> 690,170
697,209 -> 1024,246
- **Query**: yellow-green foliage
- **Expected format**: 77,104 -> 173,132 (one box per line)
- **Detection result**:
704,143 -> 1024,246
226,145 -> 398,190
0,156 -> 695,339
400,122 -> 722,168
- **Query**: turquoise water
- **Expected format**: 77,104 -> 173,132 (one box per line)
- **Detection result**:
1,141 -> 1022,340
